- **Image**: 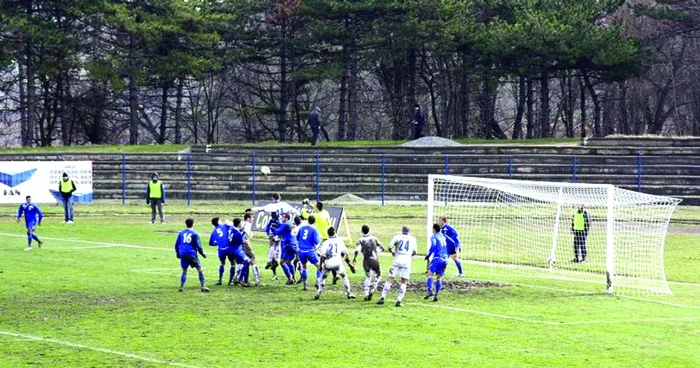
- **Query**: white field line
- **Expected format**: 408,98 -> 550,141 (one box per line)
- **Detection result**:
417,303 -> 698,326
514,282 -> 700,310
0,330 -> 204,368
0,233 -> 169,251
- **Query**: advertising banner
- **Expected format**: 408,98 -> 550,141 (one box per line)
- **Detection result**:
0,161 -> 93,204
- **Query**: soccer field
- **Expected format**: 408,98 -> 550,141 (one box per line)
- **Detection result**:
1,202 -> 699,367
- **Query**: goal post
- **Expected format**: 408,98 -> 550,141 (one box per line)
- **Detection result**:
427,175 -> 681,294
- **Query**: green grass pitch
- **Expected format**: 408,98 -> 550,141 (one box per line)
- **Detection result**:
1,202 -> 698,367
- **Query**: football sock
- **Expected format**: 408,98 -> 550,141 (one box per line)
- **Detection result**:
301,269 -> 308,281
253,265 -> 260,283
364,275 -> 371,295
316,269 -> 323,279
397,283 -> 407,302
218,265 -> 225,282
343,276 -> 351,295
271,264 -> 277,276
455,260 -> 463,275
243,264 -> 250,283
180,273 -> 187,288
436,279 -> 443,296
426,277 -> 434,294
282,263 -> 291,280
381,282 -> 391,299
198,271 -> 205,287
27,234 -> 32,246
31,234 -> 40,242
230,266 -> 237,284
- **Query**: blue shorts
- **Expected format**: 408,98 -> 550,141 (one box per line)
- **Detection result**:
298,250 -> 319,265
281,246 -> 297,262
429,259 -> 448,276
180,254 -> 201,269
26,222 -> 37,231
218,248 -> 233,263
447,244 -> 460,256
230,247 -> 250,264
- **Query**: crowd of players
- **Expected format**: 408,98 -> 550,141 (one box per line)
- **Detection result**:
172,193 -> 465,307
14,193 -> 465,307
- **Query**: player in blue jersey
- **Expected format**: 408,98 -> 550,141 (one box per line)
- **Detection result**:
209,217 -> 237,286
424,223 -> 449,302
17,196 -> 43,251
264,212 -> 281,280
229,218 -> 256,286
274,212 -> 298,285
175,219 -> 210,292
295,215 -> 323,291
439,217 -> 464,277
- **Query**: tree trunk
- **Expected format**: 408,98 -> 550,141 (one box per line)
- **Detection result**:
347,36 -> 359,140
59,70 -> 69,146
618,82 -> 628,135
278,21 -> 288,143
512,75 -> 526,140
337,48 -> 348,140
24,17 -> 36,147
580,77 -> 587,138
582,71 -> 601,137
128,32 -> 140,145
459,52 -> 470,138
174,78 -> 184,144
526,78 -> 534,139
19,60 -> 27,145
159,84 -> 169,144
540,70 -> 550,138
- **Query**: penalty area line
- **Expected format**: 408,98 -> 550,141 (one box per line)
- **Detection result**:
0,330 -> 204,368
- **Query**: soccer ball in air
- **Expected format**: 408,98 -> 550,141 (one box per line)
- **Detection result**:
260,166 -> 271,175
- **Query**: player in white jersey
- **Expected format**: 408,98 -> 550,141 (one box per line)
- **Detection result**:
239,213 -> 261,286
377,225 -> 417,307
315,227 -> 356,300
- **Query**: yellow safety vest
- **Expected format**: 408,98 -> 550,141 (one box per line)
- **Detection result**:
149,180 -> 162,199
60,179 -> 74,193
315,209 -> 331,239
573,212 -> 586,231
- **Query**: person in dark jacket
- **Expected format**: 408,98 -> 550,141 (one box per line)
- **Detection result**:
411,104 -> 425,140
309,106 -> 330,146
58,172 -> 77,224
412,104 -> 426,140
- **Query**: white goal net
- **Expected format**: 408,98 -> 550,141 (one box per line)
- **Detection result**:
427,175 -> 681,294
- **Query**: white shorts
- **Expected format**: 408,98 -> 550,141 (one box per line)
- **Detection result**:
323,258 -> 346,275
388,265 -> 411,280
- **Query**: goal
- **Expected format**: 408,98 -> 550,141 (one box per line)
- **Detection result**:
427,175 -> 681,294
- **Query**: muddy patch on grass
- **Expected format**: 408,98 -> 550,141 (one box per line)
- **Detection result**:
405,279 -> 509,293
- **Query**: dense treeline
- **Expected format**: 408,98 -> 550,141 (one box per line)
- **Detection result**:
0,0 -> 698,146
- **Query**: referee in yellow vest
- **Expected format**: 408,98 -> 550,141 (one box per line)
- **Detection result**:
571,204 -> 590,263
146,172 -> 166,224
58,172 -> 77,224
